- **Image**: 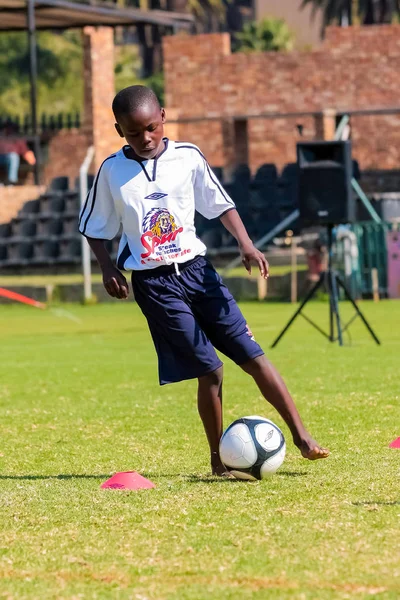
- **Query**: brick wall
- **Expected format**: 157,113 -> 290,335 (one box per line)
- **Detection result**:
163,25 -> 400,182
247,115 -> 316,172
83,26 -> 121,171
43,130 -> 91,187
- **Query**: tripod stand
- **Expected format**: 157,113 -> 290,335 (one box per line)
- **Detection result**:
271,225 -> 381,348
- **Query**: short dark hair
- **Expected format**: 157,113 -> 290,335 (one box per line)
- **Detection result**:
112,85 -> 161,120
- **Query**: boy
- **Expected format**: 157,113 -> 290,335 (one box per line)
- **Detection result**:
79,85 -> 329,476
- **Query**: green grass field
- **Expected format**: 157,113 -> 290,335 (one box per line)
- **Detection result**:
0,300 -> 399,599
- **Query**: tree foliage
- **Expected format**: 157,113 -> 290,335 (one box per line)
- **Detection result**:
0,31 -> 165,118
234,18 -> 295,53
0,31 -> 83,117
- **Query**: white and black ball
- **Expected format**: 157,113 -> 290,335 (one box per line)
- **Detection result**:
219,416 -> 286,480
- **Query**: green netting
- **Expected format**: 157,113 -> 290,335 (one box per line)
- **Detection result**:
351,222 -> 392,296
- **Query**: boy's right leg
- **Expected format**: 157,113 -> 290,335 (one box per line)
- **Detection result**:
197,366 -> 233,476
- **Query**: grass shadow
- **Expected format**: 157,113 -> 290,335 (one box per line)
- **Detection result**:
184,474 -> 243,484
277,471 -> 308,477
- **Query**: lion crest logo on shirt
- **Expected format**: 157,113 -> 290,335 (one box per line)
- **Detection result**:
140,207 -> 184,260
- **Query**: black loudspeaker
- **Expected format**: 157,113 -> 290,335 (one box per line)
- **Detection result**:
297,141 -> 355,225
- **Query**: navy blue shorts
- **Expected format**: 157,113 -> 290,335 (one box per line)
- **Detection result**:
131,255 -> 264,385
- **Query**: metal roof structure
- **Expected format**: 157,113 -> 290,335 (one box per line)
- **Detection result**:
0,0 -> 193,31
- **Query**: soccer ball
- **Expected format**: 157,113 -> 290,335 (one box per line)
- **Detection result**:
219,416 -> 286,480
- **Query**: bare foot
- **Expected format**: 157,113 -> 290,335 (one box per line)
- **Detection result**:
211,454 -> 236,478
211,464 -> 236,478
295,436 -> 330,460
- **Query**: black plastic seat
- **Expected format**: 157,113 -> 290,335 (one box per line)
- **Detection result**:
200,228 -> 222,249
11,219 -> 37,238
6,241 -> 34,265
0,223 -> 12,238
58,238 -> 82,263
64,193 -> 80,213
74,174 -> 95,190
36,218 -> 63,237
62,216 -> 79,236
279,163 -> 299,210
0,243 -> 7,263
49,176 -> 69,192
32,240 -> 59,264
19,199 -> 40,215
230,164 -> 252,223
40,195 -> 65,214
210,166 -> 223,182
253,163 -> 278,186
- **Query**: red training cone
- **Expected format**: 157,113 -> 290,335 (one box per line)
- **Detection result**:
389,437 -> 400,449
101,471 -> 155,490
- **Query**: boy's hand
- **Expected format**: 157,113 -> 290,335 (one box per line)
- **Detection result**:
102,266 -> 129,299
240,243 -> 269,278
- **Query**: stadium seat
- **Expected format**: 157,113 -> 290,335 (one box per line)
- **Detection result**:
200,228 -> 222,249
279,163 -> 298,209
0,223 -> 12,238
58,238 -> 82,263
210,166 -> 223,182
248,163 -> 280,237
229,164 -> 251,225
62,216 -> 79,236
0,243 -> 7,263
232,164 -> 251,184
74,174 -> 95,191
32,240 -> 59,264
64,193 -> 80,214
36,218 -> 63,238
11,219 -> 37,238
6,241 -> 34,266
194,212 -> 209,238
221,232 -> 236,249
40,195 -> 65,215
253,163 -> 278,186
49,176 -> 69,192
18,199 -> 40,215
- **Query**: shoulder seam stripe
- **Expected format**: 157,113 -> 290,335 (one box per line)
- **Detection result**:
79,154 -> 116,235
174,145 -> 235,207
78,190 -> 90,228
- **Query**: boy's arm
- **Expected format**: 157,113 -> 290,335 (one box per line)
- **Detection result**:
86,237 -> 129,299
78,158 -> 127,298
220,209 -> 269,279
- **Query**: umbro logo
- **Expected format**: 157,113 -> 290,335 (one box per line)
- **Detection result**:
265,430 -> 274,443
145,192 -> 168,200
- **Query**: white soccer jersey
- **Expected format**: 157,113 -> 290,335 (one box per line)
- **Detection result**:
78,139 -> 235,271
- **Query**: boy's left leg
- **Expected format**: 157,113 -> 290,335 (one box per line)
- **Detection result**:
240,355 -> 329,460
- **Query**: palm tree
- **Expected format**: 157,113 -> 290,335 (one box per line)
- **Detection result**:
301,0 -> 400,27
